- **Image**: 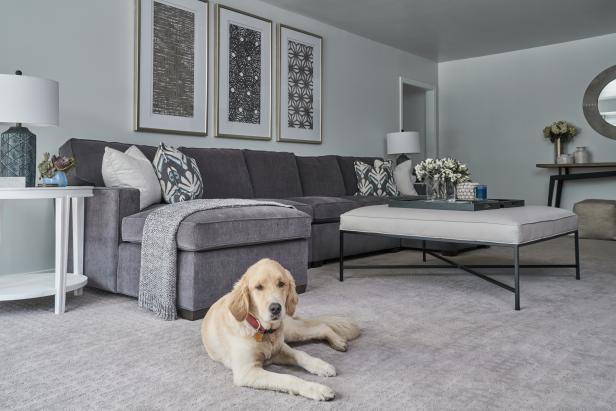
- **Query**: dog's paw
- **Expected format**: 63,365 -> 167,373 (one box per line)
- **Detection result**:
300,382 -> 335,401
329,335 -> 348,352
316,361 -> 337,377
305,358 -> 336,377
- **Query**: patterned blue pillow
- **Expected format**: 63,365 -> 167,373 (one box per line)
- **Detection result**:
153,143 -> 203,203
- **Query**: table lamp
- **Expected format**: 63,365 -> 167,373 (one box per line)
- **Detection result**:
0,70 -> 59,187
387,131 -> 421,165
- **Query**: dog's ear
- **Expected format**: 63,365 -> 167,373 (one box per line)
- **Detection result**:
284,269 -> 299,317
229,278 -> 249,322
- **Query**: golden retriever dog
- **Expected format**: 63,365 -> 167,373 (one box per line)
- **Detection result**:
201,258 -> 360,401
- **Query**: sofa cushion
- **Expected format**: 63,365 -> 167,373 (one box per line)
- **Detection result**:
179,147 -> 254,199
342,195 -> 389,205
59,138 -> 157,186
296,156 -> 346,197
286,196 -> 358,223
243,150 -> 303,198
122,205 -> 311,252
256,198 -> 313,219
336,156 -> 382,195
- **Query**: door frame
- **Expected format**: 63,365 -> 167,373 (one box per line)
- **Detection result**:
397,76 -> 438,157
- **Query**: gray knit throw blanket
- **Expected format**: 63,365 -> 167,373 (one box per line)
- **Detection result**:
138,199 -> 292,320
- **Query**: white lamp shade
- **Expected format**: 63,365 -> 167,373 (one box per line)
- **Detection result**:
0,74 -> 59,126
387,131 -> 421,154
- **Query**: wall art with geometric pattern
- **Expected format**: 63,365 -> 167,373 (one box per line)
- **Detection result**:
135,0 -> 208,136
277,24 -> 322,144
215,5 -> 272,140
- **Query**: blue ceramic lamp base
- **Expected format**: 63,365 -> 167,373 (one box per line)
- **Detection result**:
0,125 -> 36,187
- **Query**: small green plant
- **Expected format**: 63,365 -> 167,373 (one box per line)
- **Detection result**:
38,152 -> 76,179
543,120 -> 577,143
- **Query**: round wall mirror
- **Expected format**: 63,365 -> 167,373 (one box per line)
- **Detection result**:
583,65 -> 616,140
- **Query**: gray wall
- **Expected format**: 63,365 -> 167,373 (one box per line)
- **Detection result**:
439,33 -> 616,209
0,0 -> 437,274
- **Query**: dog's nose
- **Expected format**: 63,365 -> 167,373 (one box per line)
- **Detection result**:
269,303 -> 282,316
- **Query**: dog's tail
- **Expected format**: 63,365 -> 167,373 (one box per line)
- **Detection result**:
288,316 -> 360,340
317,316 -> 361,340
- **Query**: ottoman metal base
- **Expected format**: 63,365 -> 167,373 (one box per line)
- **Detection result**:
339,230 -> 580,311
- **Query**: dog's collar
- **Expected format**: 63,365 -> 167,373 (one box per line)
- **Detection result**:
245,312 -> 276,335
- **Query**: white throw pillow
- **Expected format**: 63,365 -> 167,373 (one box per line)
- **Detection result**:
102,146 -> 162,210
393,160 -> 418,195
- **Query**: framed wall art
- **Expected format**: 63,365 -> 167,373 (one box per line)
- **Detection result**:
135,0 -> 208,136
215,5 -> 272,140
277,24 -> 322,144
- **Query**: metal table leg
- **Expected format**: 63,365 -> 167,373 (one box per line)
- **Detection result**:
547,176 -> 555,206
514,246 -> 520,311
339,231 -> 344,282
574,231 -> 580,280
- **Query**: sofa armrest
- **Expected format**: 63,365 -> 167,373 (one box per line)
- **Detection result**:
80,187 -> 141,292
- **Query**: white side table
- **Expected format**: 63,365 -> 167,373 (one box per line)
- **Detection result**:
0,187 -> 93,314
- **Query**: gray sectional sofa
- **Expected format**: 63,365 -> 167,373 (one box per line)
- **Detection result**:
60,138 -> 401,319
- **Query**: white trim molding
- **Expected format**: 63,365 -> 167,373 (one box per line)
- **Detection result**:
397,76 -> 438,158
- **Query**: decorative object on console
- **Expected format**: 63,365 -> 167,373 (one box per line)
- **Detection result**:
0,71 -> 59,187
393,160 -> 418,195
557,154 -> 574,164
154,143 -> 203,203
457,182 -> 479,201
542,120 -> 578,163
37,152 -> 75,187
215,5 -> 272,140
354,160 -> 399,197
0,177 -> 25,188
102,146 -> 162,209
574,146 -> 590,163
387,131 -> 421,165
414,158 -> 470,201
135,0 -> 208,136
277,24 -> 322,144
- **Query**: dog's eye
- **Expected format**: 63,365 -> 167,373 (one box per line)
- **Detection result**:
277,281 -> 285,288
255,284 -> 263,290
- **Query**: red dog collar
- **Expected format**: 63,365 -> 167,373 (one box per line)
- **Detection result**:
245,313 -> 275,341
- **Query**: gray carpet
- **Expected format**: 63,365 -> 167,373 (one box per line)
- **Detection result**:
2,237 -> 616,410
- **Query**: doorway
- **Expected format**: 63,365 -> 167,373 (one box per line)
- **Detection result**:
397,77 -> 438,161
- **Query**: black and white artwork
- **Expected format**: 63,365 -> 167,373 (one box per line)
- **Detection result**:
278,25 -> 322,143
152,1 -> 195,118
216,5 -> 272,140
287,40 -> 314,130
228,24 -> 261,124
136,0 -> 208,136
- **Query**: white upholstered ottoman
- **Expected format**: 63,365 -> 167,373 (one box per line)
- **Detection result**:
339,205 -> 580,310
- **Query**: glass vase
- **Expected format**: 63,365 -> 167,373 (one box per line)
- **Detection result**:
432,179 -> 448,201
424,176 -> 435,200
446,181 -> 457,202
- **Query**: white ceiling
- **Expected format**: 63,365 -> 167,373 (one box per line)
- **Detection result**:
261,0 -> 616,62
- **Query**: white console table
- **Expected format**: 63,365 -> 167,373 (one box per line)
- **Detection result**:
0,187 -> 93,314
